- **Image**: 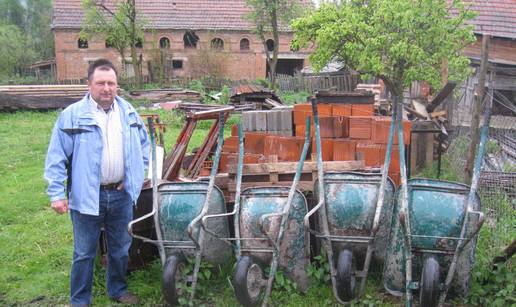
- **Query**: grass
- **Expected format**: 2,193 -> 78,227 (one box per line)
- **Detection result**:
0,109 -> 513,306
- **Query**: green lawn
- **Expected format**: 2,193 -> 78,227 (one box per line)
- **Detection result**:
0,110 -> 513,306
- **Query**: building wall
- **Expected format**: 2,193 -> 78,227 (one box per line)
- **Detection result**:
464,35 -> 516,65
54,28 -> 310,81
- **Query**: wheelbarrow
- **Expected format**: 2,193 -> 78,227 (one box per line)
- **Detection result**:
305,97 -> 397,303
128,111 -> 233,305
201,120 -> 312,306
382,96 -> 487,307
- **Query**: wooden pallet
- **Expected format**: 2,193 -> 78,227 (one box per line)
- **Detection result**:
218,160 -> 365,202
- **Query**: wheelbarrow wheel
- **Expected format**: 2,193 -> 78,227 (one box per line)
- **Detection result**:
162,255 -> 186,306
420,256 -> 440,307
234,256 -> 265,306
336,249 -> 355,302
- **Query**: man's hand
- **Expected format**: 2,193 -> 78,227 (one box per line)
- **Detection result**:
51,199 -> 68,214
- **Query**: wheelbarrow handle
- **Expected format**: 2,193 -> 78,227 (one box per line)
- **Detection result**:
460,209 -> 485,249
258,212 -> 283,250
199,211 -> 237,247
303,199 -> 323,235
127,208 -> 157,242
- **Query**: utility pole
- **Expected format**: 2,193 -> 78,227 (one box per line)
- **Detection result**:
464,34 -> 490,184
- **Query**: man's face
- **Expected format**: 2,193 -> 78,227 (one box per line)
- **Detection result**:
88,68 -> 118,106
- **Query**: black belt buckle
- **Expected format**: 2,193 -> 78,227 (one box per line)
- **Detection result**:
100,181 -> 121,190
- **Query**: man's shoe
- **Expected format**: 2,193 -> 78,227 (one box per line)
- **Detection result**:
112,293 -> 139,305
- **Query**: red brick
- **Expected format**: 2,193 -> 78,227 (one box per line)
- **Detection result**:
351,104 -> 375,116
371,117 -> 412,145
293,103 -> 332,125
244,132 -> 267,154
332,139 -> 356,161
311,137 -> 333,161
218,153 -> 264,172
265,136 -> 306,162
332,104 -> 352,117
349,116 -> 372,139
222,136 -> 239,153
231,124 -> 239,136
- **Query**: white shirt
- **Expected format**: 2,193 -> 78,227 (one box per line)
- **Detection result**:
90,98 -> 125,184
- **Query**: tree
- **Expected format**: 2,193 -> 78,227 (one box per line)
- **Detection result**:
0,24 -> 34,76
291,0 -> 477,99
81,0 -> 145,85
246,0 -> 303,88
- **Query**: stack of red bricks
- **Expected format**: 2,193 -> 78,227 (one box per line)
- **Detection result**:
292,102 -> 411,186
216,101 -> 411,187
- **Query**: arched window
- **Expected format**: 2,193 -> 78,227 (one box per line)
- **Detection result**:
78,38 -> 88,49
211,38 -> 224,50
266,39 -> 274,52
159,37 -> 170,49
184,31 -> 199,48
240,38 -> 250,50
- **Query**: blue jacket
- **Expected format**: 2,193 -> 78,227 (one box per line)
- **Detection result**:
44,93 -> 149,215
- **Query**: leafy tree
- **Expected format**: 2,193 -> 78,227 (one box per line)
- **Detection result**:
246,0 -> 304,88
291,0 -> 477,99
0,24 -> 34,75
25,0 -> 54,60
81,0 -> 145,85
0,0 -> 25,28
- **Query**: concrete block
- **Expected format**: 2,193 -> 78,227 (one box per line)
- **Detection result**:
266,109 -> 293,132
243,111 -> 267,132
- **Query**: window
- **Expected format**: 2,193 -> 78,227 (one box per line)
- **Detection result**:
183,31 -> 199,48
159,37 -> 170,49
172,60 -> 183,69
240,38 -> 250,50
134,38 -> 143,48
78,38 -> 88,49
211,38 -> 224,50
266,39 -> 274,52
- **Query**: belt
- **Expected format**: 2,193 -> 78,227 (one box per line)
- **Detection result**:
100,181 -> 122,190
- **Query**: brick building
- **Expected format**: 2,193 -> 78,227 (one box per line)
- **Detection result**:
51,0 -> 312,81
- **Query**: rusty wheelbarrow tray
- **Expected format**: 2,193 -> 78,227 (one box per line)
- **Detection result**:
128,111 -> 233,306
201,120 -> 312,306
305,97 -> 398,304
383,95 -> 488,307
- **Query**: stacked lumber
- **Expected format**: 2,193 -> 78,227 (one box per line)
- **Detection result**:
0,84 -> 88,98
0,84 -> 88,110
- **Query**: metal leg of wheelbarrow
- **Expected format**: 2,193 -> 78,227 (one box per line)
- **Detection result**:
186,111 -> 229,302
436,87 -> 491,307
309,97 -> 347,305
358,100 -> 398,297
259,118 -> 312,307
394,95 -> 414,307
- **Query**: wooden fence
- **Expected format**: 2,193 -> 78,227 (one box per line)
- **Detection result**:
276,73 -> 361,93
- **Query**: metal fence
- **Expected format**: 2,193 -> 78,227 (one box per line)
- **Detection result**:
444,72 -> 516,202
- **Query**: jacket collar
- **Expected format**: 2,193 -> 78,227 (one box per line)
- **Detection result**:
76,93 -> 136,118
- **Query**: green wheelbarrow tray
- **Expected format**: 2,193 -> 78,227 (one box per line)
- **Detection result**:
157,181 -> 232,263
383,178 -> 481,298
314,171 -> 396,263
239,186 -> 310,291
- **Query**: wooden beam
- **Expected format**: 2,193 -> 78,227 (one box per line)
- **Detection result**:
226,160 -> 365,175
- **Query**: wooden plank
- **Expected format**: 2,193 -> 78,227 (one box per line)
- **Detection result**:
226,160 -> 364,174
227,180 -> 315,192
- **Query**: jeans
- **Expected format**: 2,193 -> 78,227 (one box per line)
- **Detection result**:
70,189 -> 133,306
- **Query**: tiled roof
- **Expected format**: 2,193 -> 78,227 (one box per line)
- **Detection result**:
463,0 -> 516,39
52,0 -> 310,31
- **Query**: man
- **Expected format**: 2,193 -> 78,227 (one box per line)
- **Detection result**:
44,59 -> 149,307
